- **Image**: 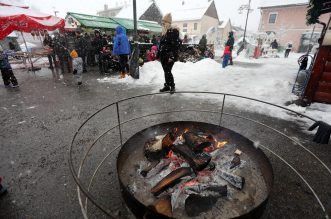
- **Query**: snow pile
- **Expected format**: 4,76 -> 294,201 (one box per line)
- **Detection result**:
97,54 -> 331,124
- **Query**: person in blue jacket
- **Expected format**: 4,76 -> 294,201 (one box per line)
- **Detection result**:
0,47 -> 18,88
112,26 -> 131,78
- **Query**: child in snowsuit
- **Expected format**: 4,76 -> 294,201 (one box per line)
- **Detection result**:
0,48 -> 19,87
222,46 -> 231,68
70,50 -> 83,85
147,45 -> 158,62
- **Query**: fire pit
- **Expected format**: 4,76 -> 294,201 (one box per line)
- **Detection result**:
117,121 -> 273,219
69,92 -> 330,219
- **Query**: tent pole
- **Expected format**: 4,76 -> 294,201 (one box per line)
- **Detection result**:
20,31 -> 35,72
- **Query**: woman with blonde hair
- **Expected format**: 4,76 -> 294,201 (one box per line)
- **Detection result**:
157,13 -> 182,94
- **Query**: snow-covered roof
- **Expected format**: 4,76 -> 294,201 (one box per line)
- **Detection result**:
260,0 -> 308,8
115,0 -> 153,20
162,0 -> 214,22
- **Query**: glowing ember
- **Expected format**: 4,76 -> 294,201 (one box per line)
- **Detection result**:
184,128 -> 189,133
168,150 -> 173,158
216,141 -> 227,148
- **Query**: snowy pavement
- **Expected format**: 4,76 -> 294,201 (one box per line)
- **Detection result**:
97,53 -> 331,125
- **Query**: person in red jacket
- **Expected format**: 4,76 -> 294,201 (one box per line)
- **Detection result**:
221,46 -> 231,68
147,45 -> 158,62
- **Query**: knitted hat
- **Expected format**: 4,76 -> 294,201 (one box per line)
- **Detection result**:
70,50 -> 78,58
162,13 -> 172,24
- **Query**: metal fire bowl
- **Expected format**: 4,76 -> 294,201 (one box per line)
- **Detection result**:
117,121 -> 274,219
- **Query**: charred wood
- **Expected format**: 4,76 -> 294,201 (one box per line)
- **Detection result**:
146,159 -> 171,178
217,170 -> 245,190
172,143 -> 211,172
185,194 -> 218,217
151,167 -> 193,196
230,155 -> 241,169
186,184 -> 228,197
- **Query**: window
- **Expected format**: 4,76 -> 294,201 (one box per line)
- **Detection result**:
268,13 -> 277,24
183,23 -> 187,28
194,23 -> 198,30
183,29 -> 187,32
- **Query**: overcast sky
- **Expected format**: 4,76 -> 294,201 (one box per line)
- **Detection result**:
19,0 -> 307,31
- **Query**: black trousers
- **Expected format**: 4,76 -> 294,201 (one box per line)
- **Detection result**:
1,68 -> 18,86
284,49 -> 291,58
119,55 -> 129,73
160,56 -> 175,87
58,55 -> 71,73
47,53 -> 56,68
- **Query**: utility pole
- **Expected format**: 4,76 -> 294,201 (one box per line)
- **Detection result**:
238,0 -> 252,47
130,0 -> 139,79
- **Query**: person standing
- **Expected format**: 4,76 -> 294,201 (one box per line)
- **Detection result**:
70,50 -> 83,85
92,30 -> 108,73
0,48 -> 19,87
54,32 -> 70,74
43,30 -> 56,69
221,45 -> 231,68
284,42 -> 293,58
225,31 -> 235,65
158,13 -> 182,94
74,30 -> 87,72
270,39 -> 278,50
151,35 -> 157,46
112,26 -> 131,79
198,34 -> 207,56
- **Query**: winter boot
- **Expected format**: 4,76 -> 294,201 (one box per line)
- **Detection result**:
119,72 -> 126,79
170,86 -> 175,94
160,84 -> 170,92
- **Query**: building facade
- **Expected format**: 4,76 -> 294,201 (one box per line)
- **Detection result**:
258,3 -> 329,52
171,0 -> 221,44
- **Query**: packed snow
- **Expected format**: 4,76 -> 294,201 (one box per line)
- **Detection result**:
97,53 -> 331,125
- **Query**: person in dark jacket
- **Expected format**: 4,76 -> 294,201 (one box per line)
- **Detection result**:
198,34 -> 207,56
270,39 -> 278,50
158,13 -> 182,94
43,31 -> 56,69
225,31 -> 235,65
0,48 -> 18,87
54,32 -> 70,74
92,29 -> 108,72
112,25 -> 131,79
74,30 -> 87,72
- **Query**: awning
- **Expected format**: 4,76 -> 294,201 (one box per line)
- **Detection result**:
66,12 -> 118,30
0,5 -> 65,40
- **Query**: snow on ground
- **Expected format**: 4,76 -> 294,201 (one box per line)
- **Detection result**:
97,53 -> 331,125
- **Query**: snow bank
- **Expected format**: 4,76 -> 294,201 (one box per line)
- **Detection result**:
97,54 -> 331,124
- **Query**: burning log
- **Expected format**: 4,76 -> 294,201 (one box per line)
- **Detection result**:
144,135 -> 166,161
151,167 -> 193,196
217,170 -> 245,190
185,194 -> 218,217
149,195 -> 173,218
172,143 -> 211,172
183,132 -> 214,152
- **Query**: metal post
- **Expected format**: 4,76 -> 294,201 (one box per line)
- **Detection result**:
116,103 -> 123,146
133,0 -> 137,41
307,25 -> 315,54
218,95 -> 226,127
21,31 -> 35,72
130,0 -> 140,79
243,0 -> 251,48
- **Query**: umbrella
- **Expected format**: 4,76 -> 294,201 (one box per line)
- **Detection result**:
0,4 -> 65,70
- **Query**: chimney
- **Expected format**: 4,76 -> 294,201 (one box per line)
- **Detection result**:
104,4 -> 108,10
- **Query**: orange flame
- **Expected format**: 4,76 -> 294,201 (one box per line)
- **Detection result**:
216,141 -> 227,148
168,150 -> 173,158
184,128 -> 189,133
183,179 -> 199,188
